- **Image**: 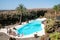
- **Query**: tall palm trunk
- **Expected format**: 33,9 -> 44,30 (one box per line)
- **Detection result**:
20,13 -> 22,24
55,11 -> 56,19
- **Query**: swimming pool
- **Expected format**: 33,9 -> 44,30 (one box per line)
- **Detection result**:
16,19 -> 42,35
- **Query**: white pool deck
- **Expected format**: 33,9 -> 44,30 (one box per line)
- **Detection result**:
0,18 -> 46,38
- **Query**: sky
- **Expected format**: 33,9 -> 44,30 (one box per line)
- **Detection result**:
0,0 -> 60,10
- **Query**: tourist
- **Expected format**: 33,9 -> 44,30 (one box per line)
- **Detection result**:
34,32 -> 39,38
8,29 -> 12,35
17,33 -> 20,37
7,27 -> 9,33
13,27 -> 16,30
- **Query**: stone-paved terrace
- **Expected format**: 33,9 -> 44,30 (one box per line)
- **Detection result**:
0,32 -> 41,40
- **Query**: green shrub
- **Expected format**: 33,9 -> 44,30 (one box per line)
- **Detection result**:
49,32 -> 60,40
0,24 -> 2,29
0,24 -> 5,29
45,19 -> 55,33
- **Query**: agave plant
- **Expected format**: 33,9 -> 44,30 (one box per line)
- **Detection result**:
45,19 -> 55,33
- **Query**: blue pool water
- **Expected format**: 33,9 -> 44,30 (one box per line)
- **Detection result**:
16,20 -> 42,35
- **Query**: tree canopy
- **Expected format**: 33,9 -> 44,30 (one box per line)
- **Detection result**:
16,4 -> 27,14
53,4 -> 60,11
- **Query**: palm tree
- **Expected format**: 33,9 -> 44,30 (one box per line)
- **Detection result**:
53,5 -> 59,19
57,4 -> 60,11
16,4 -> 27,24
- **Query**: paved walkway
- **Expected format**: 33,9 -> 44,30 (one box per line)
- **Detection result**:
0,32 -> 9,40
16,37 -> 41,40
0,32 -> 41,40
